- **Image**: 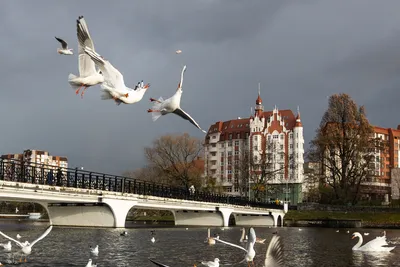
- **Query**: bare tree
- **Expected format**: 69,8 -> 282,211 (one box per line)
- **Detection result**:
236,144 -> 293,201
144,133 -> 204,190
308,93 -> 383,205
122,165 -> 166,184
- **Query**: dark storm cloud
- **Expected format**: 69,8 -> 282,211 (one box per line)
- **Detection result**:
1,0 -> 400,173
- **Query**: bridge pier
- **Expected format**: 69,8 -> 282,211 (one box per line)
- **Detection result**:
217,207 -> 233,227
100,198 -> 137,228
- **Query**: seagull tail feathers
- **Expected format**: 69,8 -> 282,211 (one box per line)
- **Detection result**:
100,90 -> 114,100
149,98 -> 163,122
67,73 -> 81,90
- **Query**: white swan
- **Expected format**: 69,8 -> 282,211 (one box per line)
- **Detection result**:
55,37 -> 73,55
351,232 -> 395,252
0,241 -> 11,252
201,258 -> 219,267
215,227 -> 256,267
90,245 -> 99,256
0,225 -> 53,261
205,228 -> 217,245
147,65 -> 207,133
68,16 -> 104,98
83,46 -> 150,104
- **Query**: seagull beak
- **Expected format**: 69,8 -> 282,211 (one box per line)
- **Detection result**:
124,93 -> 129,98
144,83 -> 150,89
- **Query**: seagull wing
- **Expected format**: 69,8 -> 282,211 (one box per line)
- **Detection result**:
264,236 -> 284,267
149,259 -> 170,267
172,108 -> 207,133
30,225 -> 53,247
55,37 -> 68,49
76,16 -> 97,77
83,46 -> 126,91
214,238 -> 248,252
0,231 -> 23,248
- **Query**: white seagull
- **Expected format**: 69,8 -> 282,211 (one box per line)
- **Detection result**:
0,241 -> 11,252
263,235 -> 284,267
16,234 -> 21,239
0,225 -> 53,261
215,227 -> 256,267
83,46 -> 150,105
55,37 -> 73,55
85,259 -> 97,267
68,16 -> 104,98
90,245 -> 99,256
147,65 -> 207,133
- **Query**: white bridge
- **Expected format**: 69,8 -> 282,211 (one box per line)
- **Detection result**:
0,181 -> 287,228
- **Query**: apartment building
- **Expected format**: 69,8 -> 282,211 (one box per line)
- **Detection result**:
204,93 -> 304,204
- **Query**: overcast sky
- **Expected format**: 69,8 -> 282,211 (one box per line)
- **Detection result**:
2,0 -> 400,174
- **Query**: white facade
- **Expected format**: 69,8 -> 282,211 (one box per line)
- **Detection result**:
204,94 -> 305,196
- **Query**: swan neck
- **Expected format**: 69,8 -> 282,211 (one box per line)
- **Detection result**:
353,235 -> 363,250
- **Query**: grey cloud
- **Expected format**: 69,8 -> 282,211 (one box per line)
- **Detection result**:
1,0 -> 400,174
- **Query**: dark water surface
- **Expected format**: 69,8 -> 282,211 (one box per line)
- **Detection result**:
1,220 -> 400,267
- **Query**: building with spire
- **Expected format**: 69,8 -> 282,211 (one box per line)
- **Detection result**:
204,90 -> 305,204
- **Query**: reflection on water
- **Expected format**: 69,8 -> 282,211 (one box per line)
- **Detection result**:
0,221 -> 400,266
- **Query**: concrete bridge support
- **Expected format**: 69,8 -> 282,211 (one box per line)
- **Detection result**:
234,214 -> 275,226
47,198 -> 137,228
172,210 -> 225,226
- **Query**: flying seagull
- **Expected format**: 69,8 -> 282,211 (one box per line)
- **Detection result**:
55,37 -> 73,55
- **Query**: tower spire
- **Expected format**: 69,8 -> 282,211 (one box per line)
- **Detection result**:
255,83 -> 263,117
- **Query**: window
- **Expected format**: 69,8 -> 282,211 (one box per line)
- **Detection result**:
273,135 -> 278,139
254,136 -> 258,141
212,136 -> 216,139
227,170 -> 232,174
254,146 -> 258,151
280,154 -> 284,159
235,160 -> 239,165
235,151 -> 239,155
234,187 -> 239,192
211,144 -> 216,147
290,144 -> 293,149
227,176 -> 232,182
237,133 -> 240,139
289,133 -> 293,139
221,152 -> 225,156
280,134 -> 284,140
220,162 -> 224,166
229,134 -> 232,140
228,141 -> 232,147
226,187 -> 232,193
228,160 -> 232,165
228,151 -> 232,156
235,140 -> 239,146
268,135 -> 271,141
280,145 -> 283,150
220,143 -> 225,148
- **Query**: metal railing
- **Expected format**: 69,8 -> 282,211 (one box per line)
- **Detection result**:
0,159 -> 283,210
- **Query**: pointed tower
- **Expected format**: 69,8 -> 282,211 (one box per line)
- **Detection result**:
255,83 -> 264,117
293,106 -> 304,184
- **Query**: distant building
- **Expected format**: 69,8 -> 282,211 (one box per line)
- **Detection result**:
204,92 -> 304,204
1,149 -> 68,170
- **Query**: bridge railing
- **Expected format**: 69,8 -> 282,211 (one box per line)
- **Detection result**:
0,159 -> 282,210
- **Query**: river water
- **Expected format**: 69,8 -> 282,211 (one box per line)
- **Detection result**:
0,220 -> 400,267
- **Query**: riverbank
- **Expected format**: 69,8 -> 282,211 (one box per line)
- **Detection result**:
284,210 -> 400,228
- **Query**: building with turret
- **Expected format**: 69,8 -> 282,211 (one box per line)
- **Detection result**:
204,91 -> 305,204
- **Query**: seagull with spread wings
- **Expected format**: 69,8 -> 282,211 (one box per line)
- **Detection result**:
83,46 -> 150,105
147,65 -> 207,133
0,225 -> 53,262
55,37 -> 73,55
68,16 -> 104,98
